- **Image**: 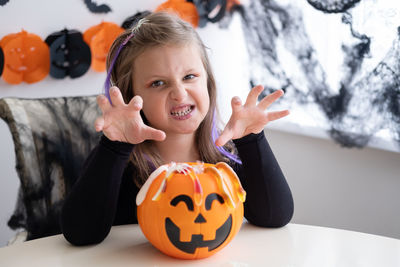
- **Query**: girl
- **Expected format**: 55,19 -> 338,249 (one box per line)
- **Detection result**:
61,12 -> 294,246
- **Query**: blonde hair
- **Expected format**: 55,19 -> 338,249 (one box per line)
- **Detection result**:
106,12 -> 236,187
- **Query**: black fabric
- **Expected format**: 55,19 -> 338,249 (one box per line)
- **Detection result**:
233,133 -> 294,227
61,132 -> 294,246
0,96 -> 101,240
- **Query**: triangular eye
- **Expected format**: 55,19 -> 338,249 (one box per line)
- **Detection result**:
170,194 -> 194,211
205,193 -> 224,210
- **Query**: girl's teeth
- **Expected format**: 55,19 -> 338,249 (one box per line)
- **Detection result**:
171,106 -> 192,116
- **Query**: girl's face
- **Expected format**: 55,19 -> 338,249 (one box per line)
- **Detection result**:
132,43 -> 210,136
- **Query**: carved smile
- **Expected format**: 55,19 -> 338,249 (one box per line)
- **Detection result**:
165,215 -> 232,254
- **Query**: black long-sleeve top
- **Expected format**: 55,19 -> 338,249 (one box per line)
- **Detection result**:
60,132 -> 294,246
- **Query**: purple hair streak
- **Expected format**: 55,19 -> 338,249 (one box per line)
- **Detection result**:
103,31 -> 135,104
104,18 -> 148,104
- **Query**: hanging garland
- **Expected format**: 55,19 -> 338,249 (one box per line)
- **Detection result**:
83,0 -> 112,14
45,29 -> 92,79
0,31 -> 50,84
0,0 -> 235,84
0,0 -> 112,11
0,46 -> 4,77
156,0 -> 200,27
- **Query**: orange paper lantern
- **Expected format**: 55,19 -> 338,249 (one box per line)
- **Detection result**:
136,162 -> 246,259
83,22 -> 124,72
0,30 -> 50,84
156,0 -> 199,28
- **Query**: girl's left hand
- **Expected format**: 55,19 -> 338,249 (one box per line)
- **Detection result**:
215,85 -> 289,147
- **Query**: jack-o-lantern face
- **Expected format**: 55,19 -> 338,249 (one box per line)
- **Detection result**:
0,30 -> 50,84
83,22 -> 123,72
45,29 -> 91,79
136,162 -> 246,259
165,192 -> 232,254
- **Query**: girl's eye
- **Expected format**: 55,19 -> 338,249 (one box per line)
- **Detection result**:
183,74 -> 196,80
151,80 -> 165,87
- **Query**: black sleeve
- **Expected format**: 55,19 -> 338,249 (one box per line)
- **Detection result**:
60,135 -> 135,246
232,132 -> 294,227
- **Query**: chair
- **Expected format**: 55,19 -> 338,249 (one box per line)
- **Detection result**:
0,95 -> 101,241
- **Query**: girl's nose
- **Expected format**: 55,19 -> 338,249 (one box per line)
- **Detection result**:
170,83 -> 188,101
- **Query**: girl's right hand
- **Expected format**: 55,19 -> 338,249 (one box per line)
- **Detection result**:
94,86 -> 166,144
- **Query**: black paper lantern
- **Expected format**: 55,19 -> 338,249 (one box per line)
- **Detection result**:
121,11 -> 152,29
188,0 -> 227,27
0,46 -> 4,77
45,29 -> 91,79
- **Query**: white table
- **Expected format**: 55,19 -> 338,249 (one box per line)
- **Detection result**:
0,223 -> 399,267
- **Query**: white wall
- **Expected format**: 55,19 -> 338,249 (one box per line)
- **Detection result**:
266,129 -> 400,240
1,0 -> 399,247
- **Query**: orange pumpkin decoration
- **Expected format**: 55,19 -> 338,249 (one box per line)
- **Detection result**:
0,30 -> 50,84
83,22 -> 124,72
155,0 -> 199,28
136,162 -> 246,259
227,0 -> 241,11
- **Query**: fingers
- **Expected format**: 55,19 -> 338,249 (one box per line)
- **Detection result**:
245,85 -> 264,107
143,126 -> 166,142
109,86 -> 126,107
128,95 -> 143,111
94,116 -> 104,132
231,96 -> 242,113
258,89 -> 284,110
266,110 -> 290,121
97,94 -> 111,113
215,127 -> 234,147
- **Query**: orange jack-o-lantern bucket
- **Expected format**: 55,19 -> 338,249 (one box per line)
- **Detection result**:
136,162 -> 246,259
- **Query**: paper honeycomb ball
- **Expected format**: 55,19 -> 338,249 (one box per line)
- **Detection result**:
0,30 -> 50,84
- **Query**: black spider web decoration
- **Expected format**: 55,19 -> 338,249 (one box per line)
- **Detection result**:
0,0 -> 9,6
229,0 -> 400,150
307,0 -> 361,13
